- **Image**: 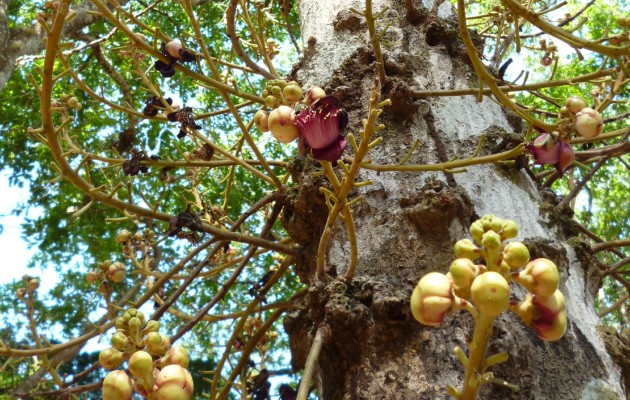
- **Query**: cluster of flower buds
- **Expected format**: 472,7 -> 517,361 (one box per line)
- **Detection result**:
559,96 -> 603,139
103,347 -> 193,400
528,95 -> 604,174
510,259 -> 566,341
85,260 -> 126,294
254,80 -> 349,162
100,309 -> 194,399
116,228 -> 156,257
410,215 -> 567,342
50,94 -> 82,112
15,275 -> 40,300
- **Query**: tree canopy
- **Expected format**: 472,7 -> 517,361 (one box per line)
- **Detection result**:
0,0 -> 628,399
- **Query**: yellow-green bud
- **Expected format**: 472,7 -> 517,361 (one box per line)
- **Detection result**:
155,365 -> 194,400
410,272 -> 453,327
129,350 -> 154,379
111,331 -> 128,351
108,262 -> 126,283
163,345 -> 189,368
102,370 -> 133,400
265,95 -> 279,109
512,258 -> 559,297
254,110 -> 270,132
565,96 -> 586,114
144,320 -> 160,333
503,242 -> 530,269
453,239 -> 480,261
305,87 -> 326,105
448,258 -> 480,299
575,107 -> 603,138
116,229 -> 132,243
268,105 -> 299,143
481,230 -> 502,251
470,221 -> 485,244
283,84 -> 303,102
501,220 -> 518,240
471,272 -> 510,317
99,347 -> 125,370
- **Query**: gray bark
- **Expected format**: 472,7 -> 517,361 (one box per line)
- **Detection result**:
0,1 -> 114,93
283,0 -> 625,399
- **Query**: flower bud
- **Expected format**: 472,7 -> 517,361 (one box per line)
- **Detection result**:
86,270 -> 101,284
410,272 -> 453,327
502,242 -> 530,269
305,87 -> 326,105
166,40 -> 183,60
116,229 -> 132,243
453,239 -> 480,261
532,290 -> 567,341
448,258 -> 479,299
111,331 -> 128,351
16,288 -> 27,299
489,216 -> 504,232
500,220 -> 518,240
283,83 -> 303,102
144,320 -> 160,333
129,317 -> 142,332
99,347 -> 125,370
265,95 -> 279,109
254,110 -> 270,132
102,370 -> 133,400
28,278 -> 40,291
471,272 -> 510,317
129,350 -> 154,379
268,105 -> 299,143
108,262 -> 126,283
146,332 -> 163,354
512,258 -> 559,297
115,317 -> 126,330
155,365 -> 194,400
575,107 -> 603,138
565,96 -> 586,114
99,260 -> 112,271
481,230 -> 502,251
162,345 -> 189,368
470,221 -> 485,244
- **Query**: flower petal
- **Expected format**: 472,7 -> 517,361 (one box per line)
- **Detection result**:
312,136 -> 347,162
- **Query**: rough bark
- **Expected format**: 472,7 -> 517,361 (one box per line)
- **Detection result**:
282,0 -> 626,399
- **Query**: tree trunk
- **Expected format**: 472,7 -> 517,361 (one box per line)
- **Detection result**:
282,0 -> 625,399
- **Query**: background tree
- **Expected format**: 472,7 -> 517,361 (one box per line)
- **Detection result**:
0,0 -> 628,399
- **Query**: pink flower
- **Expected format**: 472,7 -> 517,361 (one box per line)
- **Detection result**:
526,133 -> 575,173
296,96 -> 348,162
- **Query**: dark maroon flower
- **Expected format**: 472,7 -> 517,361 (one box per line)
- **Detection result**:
296,95 -> 348,162
143,96 -> 173,117
154,41 -> 196,78
312,136 -> 347,162
167,107 -> 201,139
526,133 -> 575,173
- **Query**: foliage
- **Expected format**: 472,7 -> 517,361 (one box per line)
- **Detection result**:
0,0 -> 628,398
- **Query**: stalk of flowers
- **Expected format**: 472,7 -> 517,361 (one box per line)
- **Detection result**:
527,95 -> 603,174
254,82 -> 349,162
410,215 -> 567,400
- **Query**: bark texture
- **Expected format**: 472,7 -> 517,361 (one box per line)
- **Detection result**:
282,0 -> 626,399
